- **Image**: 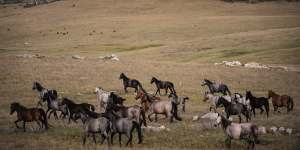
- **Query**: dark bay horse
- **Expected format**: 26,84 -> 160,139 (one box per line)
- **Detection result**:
61,98 -> 95,123
246,91 -> 269,117
10,102 -> 48,132
119,73 -> 143,93
268,90 -> 294,113
217,98 -> 251,123
150,77 -> 176,96
201,79 -> 231,95
32,81 -> 58,107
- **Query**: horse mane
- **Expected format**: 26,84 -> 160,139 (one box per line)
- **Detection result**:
62,97 -> 76,105
34,82 -> 45,91
204,79 -> 213,84
11,102 -> 27,110
120,73 -> 129,80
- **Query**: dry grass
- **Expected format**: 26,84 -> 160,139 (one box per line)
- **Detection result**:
1,0 -> 300,149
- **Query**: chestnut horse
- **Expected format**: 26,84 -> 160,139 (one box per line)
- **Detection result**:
10,102 -> 48,132
268,90 -> 294,113
135,89 -> 160,112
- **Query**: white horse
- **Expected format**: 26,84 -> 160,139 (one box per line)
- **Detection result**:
203,91 -> 232,112
216,114 -> 259,149
95,87 -> 111,112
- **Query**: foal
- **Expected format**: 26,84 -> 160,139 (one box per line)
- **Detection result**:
10,102 -> 48,132
119,73 -> 143,93
150,77 -> 176,96
268,90 -> 294,113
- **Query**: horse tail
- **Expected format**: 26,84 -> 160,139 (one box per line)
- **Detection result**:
39,109 -> 49,130
264,98 -> 269,117
171,101 -> 182,121
132,121 -> 143,144
170,82 -> 176,94
140,107 -> 147,127
289,97 -> 294,111
225,86 -> 231,96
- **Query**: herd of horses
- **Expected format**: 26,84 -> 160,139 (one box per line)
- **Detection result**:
9,73 -> 295,149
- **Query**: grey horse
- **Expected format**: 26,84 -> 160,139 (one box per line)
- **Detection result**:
80,112 -> 111,146
216,114 -> 259,149
201,79 -> 231,95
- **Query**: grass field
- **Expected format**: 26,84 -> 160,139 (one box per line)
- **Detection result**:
0,0 -> 300,149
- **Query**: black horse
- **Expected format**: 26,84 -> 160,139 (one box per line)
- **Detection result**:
217,97 -> 251,123
150,77 -> 176,96
246,91 -> 269,118
61,98 -> 95,123
119,73 -> 143,93
32,81 -> 58,107
201,79 -> 231,95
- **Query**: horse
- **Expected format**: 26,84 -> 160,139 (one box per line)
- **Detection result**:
201,79 -> 231,95
203,91 -> 232,112
61,98 -> 96,123
135,89 -> 160,112
119,73 -> 143,93
150,77 -> 176,96
147,93 -> 182,123
94,87 -> 111,112
79,112 -> 111,146
216,114 -> 259,149
233,93 -> 251,111
105,109 -> 142,147
268,90 -> 294,113
32,81 -> 58,107
217,97 -> 251,123
44,97 -> 68,120
246,91 -> 269,118
10,102 -> 48,132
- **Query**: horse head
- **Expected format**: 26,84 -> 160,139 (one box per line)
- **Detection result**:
119,73 -> 125,80
268,90 -> 274,99
201,79 -> 211,86
135,90 -> 144,100
94,87 -> 103,94
10,102 -> 20,115
150,77 -> 156,84
32,81 -> 42,91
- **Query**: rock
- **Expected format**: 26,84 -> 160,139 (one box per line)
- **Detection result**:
258,126 -> 267,134
278,127 -> 285,133
269,126 -> 278,134
286,128 -> 293,135
244,62 -> 269,69
72,55 -> 84,60
192,115 -> 199,121
100,54 -> 119,61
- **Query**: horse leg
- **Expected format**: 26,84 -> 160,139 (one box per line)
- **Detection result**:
238,115 -> 242,123
154,89 -> 159,96
155,114 -> 158,122
148,113 -> 153,122
260,107 -> 264,114
14,120 -> 21,129
23,121 -> 26,132
165,88 -> 168,95
111,132 -> 115,145
124,86 -> 128,93
92,134 -> 97,144
82,132 -> 87,145
252,108 -> 256,117
225,137 -> 231,148
54,111 -> 59,120
47,110 -> 53,119
119,133 -> 122,147
126,131 -> 133,147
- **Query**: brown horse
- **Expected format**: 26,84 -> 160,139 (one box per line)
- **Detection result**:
268,90 -> 294,113
10,102 -> 48,132
135,90 -> 160,112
